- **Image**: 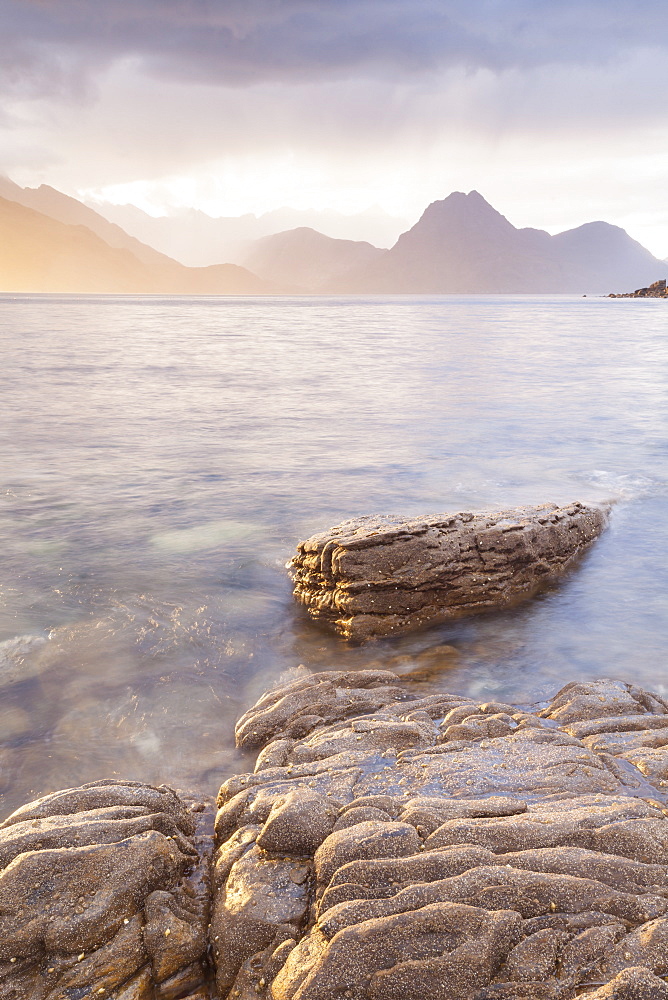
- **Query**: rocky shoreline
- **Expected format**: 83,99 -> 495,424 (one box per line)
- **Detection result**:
4,672 -> 668,998
608,279 -> 667,298
2,502 -> 664,998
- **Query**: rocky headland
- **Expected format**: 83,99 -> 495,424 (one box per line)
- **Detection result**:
5,672 -> 668,998
608,279 -> 667,298
289,502 -> 609,640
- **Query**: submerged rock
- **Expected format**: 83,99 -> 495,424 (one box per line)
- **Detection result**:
289,502 -> 609,640
0,635 -> 49,690
212,673 -> 668,999
0,778 -> 215,999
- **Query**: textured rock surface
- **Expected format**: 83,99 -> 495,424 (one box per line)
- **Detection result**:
212,672 -> 668,999
289,502 -> 609,639
5,672 -> 668,998
0,778 -> 215,999
579,966 -> 668,998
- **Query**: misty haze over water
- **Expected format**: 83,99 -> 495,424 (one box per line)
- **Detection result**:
0,293 -> 666,817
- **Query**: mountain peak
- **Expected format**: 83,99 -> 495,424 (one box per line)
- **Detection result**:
1,177 -> 664,295
338,189 -> 664,294
398,189 -> 516,251
430,189 -> 496,207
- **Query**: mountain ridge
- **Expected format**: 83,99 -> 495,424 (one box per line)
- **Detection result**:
242,226 -> 385,292
329,190 -> 665,294
0,188 -> 277,294
84,199 -> 407,267
0,177 -> 177,271
0,179 -> 664,295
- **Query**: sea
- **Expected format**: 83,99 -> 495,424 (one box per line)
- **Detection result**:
0,292 -> 667,819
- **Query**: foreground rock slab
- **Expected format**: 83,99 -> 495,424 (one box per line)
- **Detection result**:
289,502 -> 609,639
213,673 -> 668,999
5,672 -> 668,998
0,779 -> 215,999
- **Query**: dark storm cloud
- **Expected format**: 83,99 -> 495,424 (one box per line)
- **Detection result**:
2,0 -> 667,95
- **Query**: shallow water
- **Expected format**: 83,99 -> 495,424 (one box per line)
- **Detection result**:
0,292 -> 666,818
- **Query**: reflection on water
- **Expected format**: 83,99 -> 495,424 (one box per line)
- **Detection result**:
0,293 -> 667,818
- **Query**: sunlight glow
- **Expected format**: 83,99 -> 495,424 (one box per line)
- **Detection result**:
80,157 -> 411,221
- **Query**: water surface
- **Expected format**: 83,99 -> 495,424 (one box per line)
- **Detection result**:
0,293 -> 666,817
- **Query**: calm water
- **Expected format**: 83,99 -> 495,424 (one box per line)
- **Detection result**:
0,293 -> 667,817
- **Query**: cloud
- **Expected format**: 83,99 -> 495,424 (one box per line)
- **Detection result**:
2,0 -> 668,95
2,0 -> 668,256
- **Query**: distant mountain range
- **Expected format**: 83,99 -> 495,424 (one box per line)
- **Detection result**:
327,191 -> 664,294
0,177 -> 664,295
0,177 -> 274,294
88,201 -> 408,267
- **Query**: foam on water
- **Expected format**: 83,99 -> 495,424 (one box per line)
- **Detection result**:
580,469 -> 668,500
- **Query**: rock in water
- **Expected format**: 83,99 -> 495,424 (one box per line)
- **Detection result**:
289,502 -> 609,639
213,672 -> 668,999
0,778 -> 215,999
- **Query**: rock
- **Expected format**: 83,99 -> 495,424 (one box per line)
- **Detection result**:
6,672 -> 668,998
539,678 -> 668,724
608,277 -> 668,298
256,789 -> 338,855
210,842 -> 310,997
600,915 -> 668,977
0,635 -> 49,689
583,728 -> 668,756
503,926 -> 569,981
211,673 -> 668,998
289,502 -> 609,639
0,706 -> 32,742
234,669 -> 423,750
314,820 -> 421,887
579,966 -> 668,998
0,778 -> 215,999
276,903 -> 522,1000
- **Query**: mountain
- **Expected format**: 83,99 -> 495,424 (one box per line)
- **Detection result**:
0,176 -> 274,291
0,176 -> 172,270
0,191 -> 275,294
330,191 -> 665,295
86,201 -> 408,267
2,177 -> 664,295
241,227 -> 385,292
549,222 -> 665,295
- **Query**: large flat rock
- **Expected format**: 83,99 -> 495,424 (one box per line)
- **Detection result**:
289,502 -> 609,639
212,673 -> 668,999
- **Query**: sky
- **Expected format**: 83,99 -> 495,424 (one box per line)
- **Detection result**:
2,0 -> 668,256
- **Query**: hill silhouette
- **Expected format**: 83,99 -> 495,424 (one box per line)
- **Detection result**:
329,191 -> 665,294
1,180 -> 664,295
88,201 -> 406,267
242,227 -> 385,292
0,185 -> 275,294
